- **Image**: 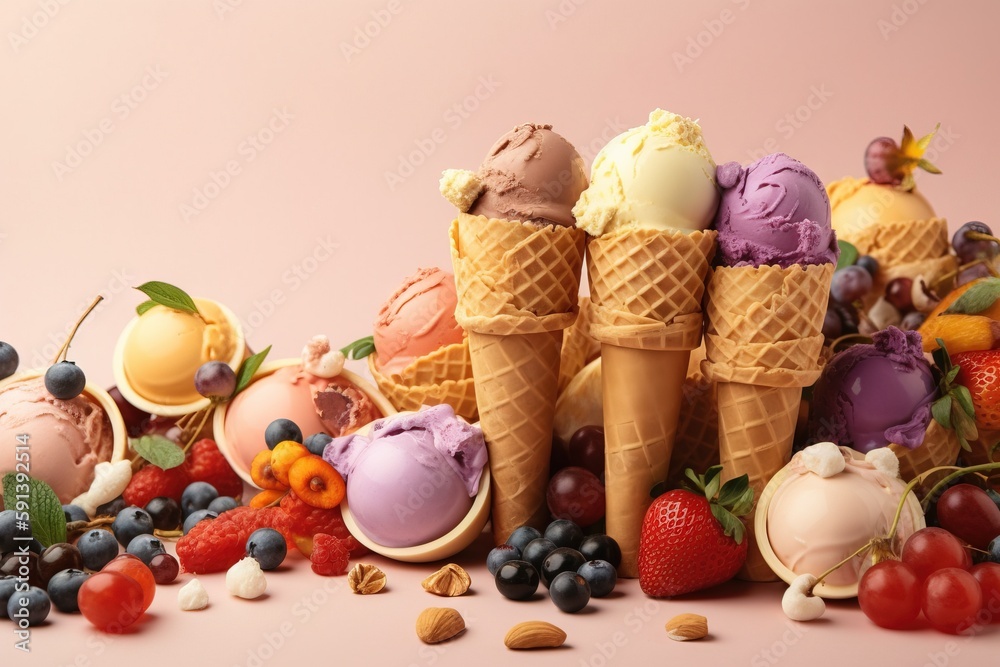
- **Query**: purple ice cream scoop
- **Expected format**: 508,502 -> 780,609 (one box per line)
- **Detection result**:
714,153 -> 838,268
809,327 -> 938,453
323,404 -> 487,548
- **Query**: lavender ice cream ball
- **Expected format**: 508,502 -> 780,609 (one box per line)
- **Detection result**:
809,327 -> 938,453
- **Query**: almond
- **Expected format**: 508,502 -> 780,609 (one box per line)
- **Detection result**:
347,563 -> 386,595
504,621 -> 567,650
415,607 -> 465,644
421,563 -> 471,597
665,613 -> 708,641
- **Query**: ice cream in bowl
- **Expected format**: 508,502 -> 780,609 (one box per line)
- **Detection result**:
0,370 -> 127,504
325,405 -> 491,563
113,284 -> 247,417
214,335 -> 394,486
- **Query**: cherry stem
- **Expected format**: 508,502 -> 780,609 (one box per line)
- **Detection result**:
964,231 -> 1000,246
813,539 -> 879,588
52,295 -> 104,365
933,258 -> 998,292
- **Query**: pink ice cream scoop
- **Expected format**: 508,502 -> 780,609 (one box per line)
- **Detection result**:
373,268 -> 464,377
325,405 -> 487,548
714,153 -> 838,268
0,377 -> 115,503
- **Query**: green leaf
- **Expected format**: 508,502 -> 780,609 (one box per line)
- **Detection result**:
944,366 -> 961,385
132,435 -> 186,470
917,158 -> 942,174
2,473 -> 67,547
952,385 -> 976,419
836,241 -> 859,271
233,345 -> 272,396
716,474 -> 750,507
710,504 -> 746,544
731,487 -> 756,517
683,468 -> 703,492
944,278 -> 1000,315
704,473 -> 721,501
134,281 -> 201,316
136,300 -> 157,316
340,336 -> 376,361
933,339 -> 952,373
931,395 -> 953,430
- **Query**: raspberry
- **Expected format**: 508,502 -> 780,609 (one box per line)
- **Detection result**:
310,534 -> 350,576
123,464 -> 191,508
279,492 -> 365,556
177,507 -> 292,574
184,439 -> 244,498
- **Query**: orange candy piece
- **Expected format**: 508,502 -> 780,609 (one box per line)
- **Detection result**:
270,441 -> 311,487
250,449 -> 286,491
288,456 -> 345,509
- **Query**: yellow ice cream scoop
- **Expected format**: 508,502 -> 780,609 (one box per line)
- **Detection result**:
827,176 -> 936,241
114,298 -> 245,414
573,109 -> 719,236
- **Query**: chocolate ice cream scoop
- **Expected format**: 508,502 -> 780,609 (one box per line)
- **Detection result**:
809,327 -> 938,453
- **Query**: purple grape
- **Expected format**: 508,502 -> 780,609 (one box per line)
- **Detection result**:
865,137 -> 903,186
194,361 -> 237,400
952,221 -> 998,264
900,311 -> 926,331
831,301 -> 860,335
830,266 -> 873,304
856,255 -> 880,277
957,263 -> 993,287
885,278 -> 914,311
822,307 -> 843,340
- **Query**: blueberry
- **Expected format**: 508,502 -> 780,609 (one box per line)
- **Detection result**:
988,489 -> 1000,513
181,482 -> 219,518
44,361 -> 86,400
265,419 -> 302,449
183,509 -> 218,535
855,254 -> 879,277
579,534 -> 622,569
62,504 -> 89,524
989,536 -> 1000,564
505,525 -> 542,553
144,497 -> 182,531
0,577 -> 17,619
95,496 -> 126,518
522,538 -> 557,573
494,560 -> 539,601
6,586 -> 50,626
544,519 -> 584,550
246,528 -> 287,570
549,571 -> 590,613
77,529 -> 120,570
486,544 -> 521,576
540,547 -> 586,588
111,507 -> 154,547
0,341 -> 19,380
577,560 -> 616,598
0,509 -> 31,554
127,535 -> 166,566
47,569 -> 89,613
207,496 -> 240,514
304,432 -> 333,456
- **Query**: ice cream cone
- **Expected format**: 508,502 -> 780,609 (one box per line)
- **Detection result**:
450,212 -> 585,543
367,339 -> 478,422
559,296 -> 598,395
888,419 -> 962,481
666,345 -> 720,486
702,263 -> 833,581
586,228 -> 717,577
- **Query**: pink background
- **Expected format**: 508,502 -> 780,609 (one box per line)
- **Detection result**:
2,0 -> 997,662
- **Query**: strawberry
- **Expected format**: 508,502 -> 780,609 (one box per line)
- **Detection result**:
184,439 -> 244,498
638,466 -> 754,598
123,463 -> 191,507
953,350 -> 1000,430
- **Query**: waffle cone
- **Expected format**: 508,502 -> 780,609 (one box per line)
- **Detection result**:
367,340 -> 478,422
666,345 -> 720,486
450,213 -> 585,543
586,228 -> 717,577
889,419 -> 962,481
703,263 -> 834,581
559,296 -> 598,394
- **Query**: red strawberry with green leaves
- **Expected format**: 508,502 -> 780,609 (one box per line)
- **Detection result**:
638,465 -> 754,597
952,349 -> 1000,431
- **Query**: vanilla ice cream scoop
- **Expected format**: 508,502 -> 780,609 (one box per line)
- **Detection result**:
573,109 -> 719,236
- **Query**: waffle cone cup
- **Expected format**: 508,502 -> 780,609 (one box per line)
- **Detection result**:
449,213 -> 585,544
666,344 -> 720,486
367,339 -> 478,422
888,419 -> 962,481
586,228 -> 717,577
702,263 -> 834,581
559,296 -> 598,395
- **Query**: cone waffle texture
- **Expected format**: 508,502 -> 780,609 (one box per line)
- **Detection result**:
559,296 -> 598,395
367,339 -> 478,422
702,263 -> 834,581
586,228 -> 717,577
667,345 -> 719,486
450,213 -> 585,543
888,419 -> 962,481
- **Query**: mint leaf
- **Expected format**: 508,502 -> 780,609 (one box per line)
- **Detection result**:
234,345 -> 271,396
135,281 -> 201,316
836,241 -> 858,271
932,395 -> 953,430
132,435 -> 185,470
944,278 -> 1000,315
2,473 -> 67,547
340,336 -> 375,361
136,300 -> 157,316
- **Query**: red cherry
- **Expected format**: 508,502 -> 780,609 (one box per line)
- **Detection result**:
901,527 -> 969,581
858,560 -> 922,629
936,484 -> 1000,550
102,554 -> 155,612
922,568 -> 983,634
546,467 -> 605,528
78,572 -> 145,633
